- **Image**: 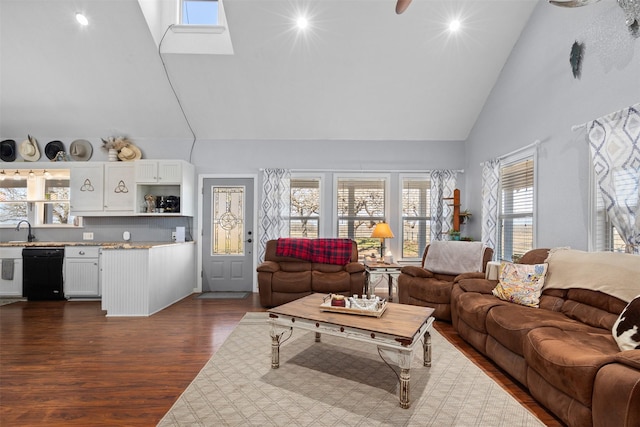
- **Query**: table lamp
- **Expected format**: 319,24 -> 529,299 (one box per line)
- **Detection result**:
371,222 -> 394,259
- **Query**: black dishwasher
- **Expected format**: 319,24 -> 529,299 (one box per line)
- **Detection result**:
22,247 -> 65,301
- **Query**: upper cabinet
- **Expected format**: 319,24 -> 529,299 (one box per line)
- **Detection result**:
103,163 -> 136,213
70,163 -> 135,216
70,164 -> 105,213
69,160 -> 194,217
135,160 -> 195,217
135,160 -> 183,184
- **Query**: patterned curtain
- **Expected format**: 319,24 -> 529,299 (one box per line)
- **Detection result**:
481,159 -> 500,252
429,170 -> 458,241
258,168 -> 291,262
586,104 -> 640,254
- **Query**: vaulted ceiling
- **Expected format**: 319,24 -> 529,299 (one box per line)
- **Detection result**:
1,0 -> 538,141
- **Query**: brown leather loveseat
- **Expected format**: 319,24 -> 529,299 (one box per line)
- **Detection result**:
451,248 -> 640,427
257,238 -> 365,307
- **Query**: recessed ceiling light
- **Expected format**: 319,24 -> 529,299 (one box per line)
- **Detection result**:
449,19 -> 461,32
76,13 -> 89,26
296,16 -> 308,30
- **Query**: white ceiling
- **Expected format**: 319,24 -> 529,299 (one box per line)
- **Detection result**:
0,0 -> 538,141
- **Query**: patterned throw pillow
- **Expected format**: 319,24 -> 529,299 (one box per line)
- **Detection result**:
612,295 -> 640,351
492,262 -> 548,308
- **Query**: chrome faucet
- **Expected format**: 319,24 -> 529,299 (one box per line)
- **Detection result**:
16,220 -> 36,242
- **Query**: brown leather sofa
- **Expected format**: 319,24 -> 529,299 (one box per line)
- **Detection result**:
398,242 -> 493,321
451,248 -> 640,427
257,239 -> 365,307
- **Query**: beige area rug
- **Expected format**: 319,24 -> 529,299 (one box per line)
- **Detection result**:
158,312 -> 544,427
0,298 -> 26,307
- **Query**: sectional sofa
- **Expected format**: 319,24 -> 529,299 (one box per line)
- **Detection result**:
450,248 -> 640,427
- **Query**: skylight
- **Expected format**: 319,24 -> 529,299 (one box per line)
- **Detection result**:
181,0 -> 219,25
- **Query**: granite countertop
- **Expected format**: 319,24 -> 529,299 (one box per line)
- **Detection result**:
0,241 -> 193,249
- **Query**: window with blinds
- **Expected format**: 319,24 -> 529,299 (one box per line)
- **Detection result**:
336,177 -> 386,255
290,178 -> 320,238
498,158 -> 534,262
401,177 -> 430,259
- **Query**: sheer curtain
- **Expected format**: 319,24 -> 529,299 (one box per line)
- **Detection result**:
258,168 -> 291,262
586,104 -> 640,254
429,170 -> 458,241
481,159 -> 500,251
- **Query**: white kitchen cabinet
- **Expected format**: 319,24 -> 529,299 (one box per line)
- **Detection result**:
103,163 -> 136,213
64,246 -> 100,298
135,160 -> 183,184
135,160 -> 195,217
0,247 -> 24,297
70,164 -> 104,213
69,160 -> 192,217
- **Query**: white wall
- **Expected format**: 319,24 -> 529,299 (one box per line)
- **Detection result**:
137,137 -> 465,258
133,138 -> 465,173
464,1 -> 640,250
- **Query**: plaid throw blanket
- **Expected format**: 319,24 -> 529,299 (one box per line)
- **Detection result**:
276,238 -> 353,265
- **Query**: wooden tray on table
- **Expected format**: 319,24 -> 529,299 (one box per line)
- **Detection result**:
319,297 -> 388,318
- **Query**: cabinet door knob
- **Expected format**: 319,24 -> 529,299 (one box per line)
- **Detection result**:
79,251 -> 85,255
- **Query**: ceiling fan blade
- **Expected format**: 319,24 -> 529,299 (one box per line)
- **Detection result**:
548,0 -> 601,7
396,0 -> 412,14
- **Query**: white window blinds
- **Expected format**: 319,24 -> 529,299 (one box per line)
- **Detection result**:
498,158 -> 534,262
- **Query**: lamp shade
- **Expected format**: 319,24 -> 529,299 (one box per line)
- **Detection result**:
371,222 -> 394,239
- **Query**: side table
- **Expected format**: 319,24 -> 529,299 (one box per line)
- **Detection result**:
365,262 -> 402,301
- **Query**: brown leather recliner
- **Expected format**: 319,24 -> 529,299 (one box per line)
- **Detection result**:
257,239 -> 365,307
398,241 -> 493,321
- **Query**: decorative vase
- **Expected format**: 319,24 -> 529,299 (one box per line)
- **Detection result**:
108,148 -> 118,162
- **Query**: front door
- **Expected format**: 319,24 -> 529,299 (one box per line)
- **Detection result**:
202,178 -> 254,292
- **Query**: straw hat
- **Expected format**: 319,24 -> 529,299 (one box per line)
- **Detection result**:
117,144 -> 142,161
19,135 -> 41,161
69,139 -> 93,161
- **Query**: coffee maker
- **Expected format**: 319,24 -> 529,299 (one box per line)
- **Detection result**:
165,196 -> 180,213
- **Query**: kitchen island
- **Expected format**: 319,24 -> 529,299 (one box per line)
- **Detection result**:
100,241 -> 196,316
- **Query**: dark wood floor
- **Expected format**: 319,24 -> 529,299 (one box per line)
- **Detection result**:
0,293 -> 563,426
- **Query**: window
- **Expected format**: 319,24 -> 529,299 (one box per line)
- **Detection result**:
290,178 -> 320,238
0,169 -> 74,227
401,176 -> 430,259
592,169 -> 635,253
0,175 -> 27,226
498,157 -> 535,262
336,177 -> 387,256
181,0 -> 218,25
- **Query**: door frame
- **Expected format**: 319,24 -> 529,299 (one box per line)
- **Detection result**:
196,173 -> 259,293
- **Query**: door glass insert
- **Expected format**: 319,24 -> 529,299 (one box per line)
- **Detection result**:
211,186 -> 245,255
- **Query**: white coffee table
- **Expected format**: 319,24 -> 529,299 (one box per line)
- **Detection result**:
268,293 -> 435,408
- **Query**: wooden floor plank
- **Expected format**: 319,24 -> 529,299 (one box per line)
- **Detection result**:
0,294 -> 562,426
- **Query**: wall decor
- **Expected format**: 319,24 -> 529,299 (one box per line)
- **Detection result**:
549,0 -> 640,31
570,40 -> 585,79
